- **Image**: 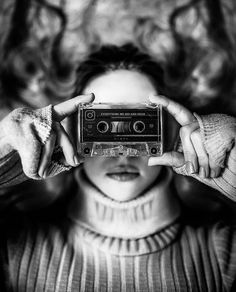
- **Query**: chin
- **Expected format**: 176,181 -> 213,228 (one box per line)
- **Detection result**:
101,184 -> 142,202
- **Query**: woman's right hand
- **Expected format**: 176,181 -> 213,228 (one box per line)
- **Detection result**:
0,93 -> 94,179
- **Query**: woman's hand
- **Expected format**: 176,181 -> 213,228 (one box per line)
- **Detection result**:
148,94 -> 221,178
37,94 -> 95,177
0,93 -> 94,179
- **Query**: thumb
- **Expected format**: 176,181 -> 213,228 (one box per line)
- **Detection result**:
53,93 -> 95,121
148,151 -> 184,167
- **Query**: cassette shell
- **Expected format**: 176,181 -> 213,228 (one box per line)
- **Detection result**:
77,103 -> 163,157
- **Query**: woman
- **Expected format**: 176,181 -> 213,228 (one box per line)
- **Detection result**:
0,44 -> 235,291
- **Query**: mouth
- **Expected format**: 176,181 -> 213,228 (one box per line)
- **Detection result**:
106,166 -> 140,182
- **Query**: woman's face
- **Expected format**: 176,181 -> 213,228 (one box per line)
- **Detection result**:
82,70 -> 163,201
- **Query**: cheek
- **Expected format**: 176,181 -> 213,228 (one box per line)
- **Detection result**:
83,158 -> 106,184
142,165 -> 162,184
136,157 -> 162,186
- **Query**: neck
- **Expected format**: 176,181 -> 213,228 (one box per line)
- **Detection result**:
68,167 -> 181,239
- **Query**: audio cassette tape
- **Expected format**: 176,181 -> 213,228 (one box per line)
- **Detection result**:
77,103 -> 163,157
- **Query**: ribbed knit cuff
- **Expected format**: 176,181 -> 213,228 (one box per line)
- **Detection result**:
31,105 -> 53,145
32,106 -> 71,178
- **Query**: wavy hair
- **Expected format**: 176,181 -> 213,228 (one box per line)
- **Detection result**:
0,0 -> 235,113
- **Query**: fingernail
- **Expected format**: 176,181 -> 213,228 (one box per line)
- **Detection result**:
43,170 -> 48,179
149,94 -> 168,106
185,161 -> 195,174
89,93 -> 95,101
74,155 -> 80,165
199,167 -> 205,179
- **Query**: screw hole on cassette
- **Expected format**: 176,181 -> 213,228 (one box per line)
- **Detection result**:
83,147 -> 91,154
151,147 -> 158,155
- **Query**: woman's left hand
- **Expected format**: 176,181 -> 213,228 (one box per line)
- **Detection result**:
148,94 -> 221,178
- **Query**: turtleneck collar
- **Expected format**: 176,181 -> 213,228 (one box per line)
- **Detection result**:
68,167 -> 181,242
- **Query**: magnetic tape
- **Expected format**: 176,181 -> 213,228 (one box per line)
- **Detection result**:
77,103 -> 163,157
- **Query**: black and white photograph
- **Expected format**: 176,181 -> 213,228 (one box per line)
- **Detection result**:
0,0 -> 236,291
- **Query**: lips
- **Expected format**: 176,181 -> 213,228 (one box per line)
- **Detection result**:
106,166 -> 140,182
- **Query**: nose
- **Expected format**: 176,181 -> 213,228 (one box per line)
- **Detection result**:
117,155 -> 129,163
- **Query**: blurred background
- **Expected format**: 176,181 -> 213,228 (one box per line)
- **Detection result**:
1,0 -> 236,113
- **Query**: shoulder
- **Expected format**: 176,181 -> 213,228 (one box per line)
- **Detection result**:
3,212 -> 74,263
0,213 -> 76,291
209,221 -> 236,289
180,220 -> 236,247
180,221 -> 236,289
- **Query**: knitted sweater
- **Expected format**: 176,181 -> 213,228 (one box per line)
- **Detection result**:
0,169 -> 236,292
0,108 -> 236,291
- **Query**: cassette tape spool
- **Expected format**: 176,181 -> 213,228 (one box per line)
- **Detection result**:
77,103 -> 163,157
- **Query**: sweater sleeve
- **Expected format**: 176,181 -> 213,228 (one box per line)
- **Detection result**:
0,106 -> 71,188
174,114 -> 236,202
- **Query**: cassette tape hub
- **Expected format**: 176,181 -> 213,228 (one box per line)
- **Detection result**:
77,103 -> 163,157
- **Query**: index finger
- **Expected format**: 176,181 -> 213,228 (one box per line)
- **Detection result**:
53,93 -> 95,121
149,94 -> 195,126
